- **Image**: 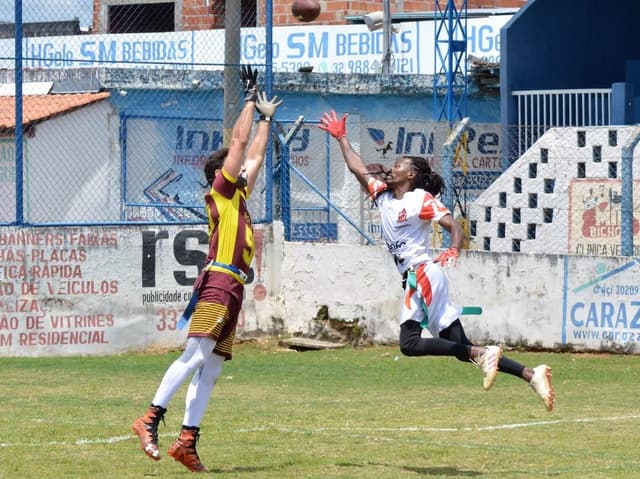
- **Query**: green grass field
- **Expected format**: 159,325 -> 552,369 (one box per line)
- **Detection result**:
1,341 -> 639,479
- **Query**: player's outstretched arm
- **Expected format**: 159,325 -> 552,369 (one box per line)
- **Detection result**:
434,214 -> 463,267
319,110 -> 370,191
225,65 -> 259,179
244,91 -> 284,194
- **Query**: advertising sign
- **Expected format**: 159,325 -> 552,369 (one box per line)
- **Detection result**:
0,16 -> 510,74
569,180 -> 640,256
0,225 -> 268,357
564,257 -> 640,351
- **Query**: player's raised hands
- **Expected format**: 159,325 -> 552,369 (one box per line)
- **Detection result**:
319,110 -> 347,140
255,91 -> 283,122
240,65 -> 259,102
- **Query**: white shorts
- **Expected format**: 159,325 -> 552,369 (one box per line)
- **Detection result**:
400,261 -> 461,337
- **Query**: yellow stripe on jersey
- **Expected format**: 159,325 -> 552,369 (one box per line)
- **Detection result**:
206,265 -> 246,285
211,169 -> 246,266
214,333 -> 235,359
188,301 -> 229,336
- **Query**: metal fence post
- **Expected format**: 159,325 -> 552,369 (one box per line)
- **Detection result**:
621,126 -> 640,256
14,0 -> 24,225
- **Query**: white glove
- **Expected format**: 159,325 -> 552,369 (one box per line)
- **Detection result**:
255,91 -> 283,122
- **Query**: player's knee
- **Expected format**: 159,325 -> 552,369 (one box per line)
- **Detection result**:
399,320 -> 422,356
400,342 -> 421,356
399,332 -> 422,356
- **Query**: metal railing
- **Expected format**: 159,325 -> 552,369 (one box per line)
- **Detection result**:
513,88 -> 612,157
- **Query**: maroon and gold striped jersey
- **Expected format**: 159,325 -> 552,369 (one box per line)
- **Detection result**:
203,168 -> 255,300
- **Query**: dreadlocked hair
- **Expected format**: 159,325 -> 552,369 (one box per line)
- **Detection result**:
406,156 -> 444,197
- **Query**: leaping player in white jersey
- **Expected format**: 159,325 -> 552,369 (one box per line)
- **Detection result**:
320,110 -> 555,411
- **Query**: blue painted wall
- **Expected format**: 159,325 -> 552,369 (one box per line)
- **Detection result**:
110,90 -> 501,125
502,0 -> 640,92
501,0 -> 640,162
626,59 -> 640,123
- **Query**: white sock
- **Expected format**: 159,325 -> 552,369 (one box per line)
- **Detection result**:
152,361 -> 192,407
183,353 -> 224,427
151,337 -> 217,407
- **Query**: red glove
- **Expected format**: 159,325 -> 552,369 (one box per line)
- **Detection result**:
319,110 -> 347,140
434,247 -> 459,268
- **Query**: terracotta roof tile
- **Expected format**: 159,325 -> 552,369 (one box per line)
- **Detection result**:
0,92 -> 111,130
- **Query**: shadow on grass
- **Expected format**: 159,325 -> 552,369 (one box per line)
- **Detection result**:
337,462 -> 482,477
404,465 -> 482,476
205,465 -> 281,475
142,464 -> 274,476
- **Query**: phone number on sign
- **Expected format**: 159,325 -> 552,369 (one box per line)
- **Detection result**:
593,284 -> 640,296
275,58 -> 415,74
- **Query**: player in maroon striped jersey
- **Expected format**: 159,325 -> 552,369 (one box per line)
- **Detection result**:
132,66 -> 283,472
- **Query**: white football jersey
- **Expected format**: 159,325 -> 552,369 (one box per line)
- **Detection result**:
368,179 -> 450,275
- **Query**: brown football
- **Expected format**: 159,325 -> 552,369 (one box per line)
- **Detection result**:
291,0 -> 321,23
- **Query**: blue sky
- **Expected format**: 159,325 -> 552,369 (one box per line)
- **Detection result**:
0,0 -> 93,28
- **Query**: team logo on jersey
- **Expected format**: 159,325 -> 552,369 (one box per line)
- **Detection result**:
397,208 -> 407,223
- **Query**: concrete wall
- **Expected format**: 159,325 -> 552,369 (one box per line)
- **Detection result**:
1,222 -> 639,357
273,227 -> 640,354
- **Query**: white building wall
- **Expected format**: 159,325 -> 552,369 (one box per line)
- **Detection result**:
1,222 -> 639,357
24,100 -> 119,223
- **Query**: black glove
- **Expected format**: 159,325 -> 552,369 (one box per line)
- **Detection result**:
240,65 -> 258,102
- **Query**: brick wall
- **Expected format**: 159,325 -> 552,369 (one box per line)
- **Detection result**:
92,0 -> 99,31
91,0 -> 527,32
183,3 -> 216,30
268,0 -> 527,26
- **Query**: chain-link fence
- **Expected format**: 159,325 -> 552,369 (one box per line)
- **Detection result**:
1,0 -> 268,226
277,117 -> 504,246
276,117 -> 640,258
3,2 -> 637,257
1,1 -> 514,237
470,124 -> 640,256
0,0 -> 505,244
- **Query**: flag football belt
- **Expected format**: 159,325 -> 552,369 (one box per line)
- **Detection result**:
403,266 -> 483,331
206,260 -> 249,283
177,260 -> 248,330
404,268 -> 430,329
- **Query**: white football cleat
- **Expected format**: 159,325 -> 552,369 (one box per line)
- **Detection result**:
529,364 -> 555,411
476,345 -> 502,391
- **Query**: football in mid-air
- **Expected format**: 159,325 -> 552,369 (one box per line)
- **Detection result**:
291,0 -> 321,22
